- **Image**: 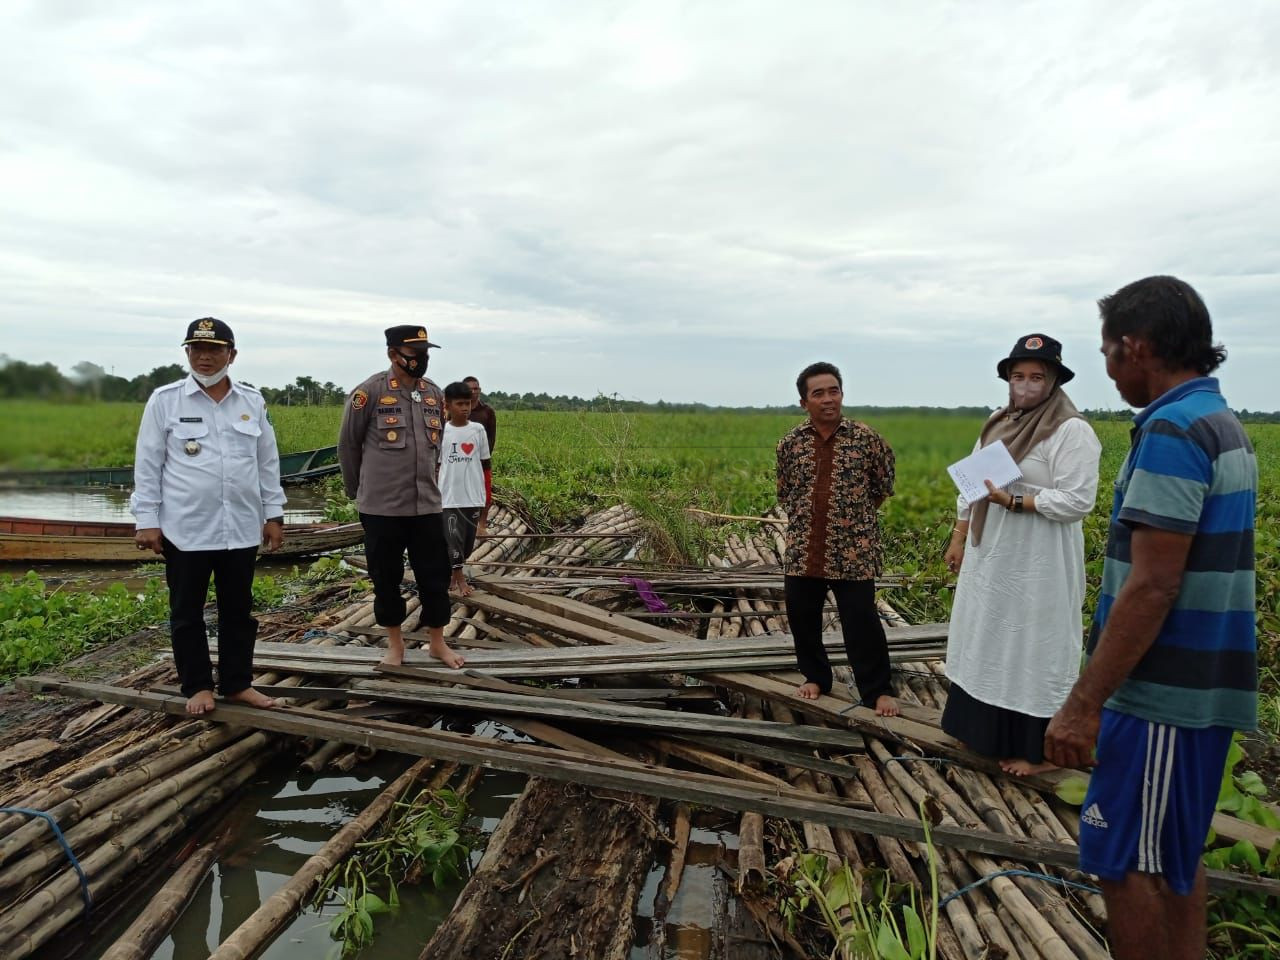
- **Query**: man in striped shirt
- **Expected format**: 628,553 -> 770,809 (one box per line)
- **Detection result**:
1045,276 -> 1257,960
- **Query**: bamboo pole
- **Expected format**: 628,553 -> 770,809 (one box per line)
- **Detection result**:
207,758 -> 436,960
98,829 -> 231,960
0,732 -> 272,896
0,744 -> 280,960
0,721 -> 205,839
0,724 -> 242,869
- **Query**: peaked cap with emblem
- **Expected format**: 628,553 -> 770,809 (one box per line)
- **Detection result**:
997,333 -> 1074,384
183,317 -> 235,347
385,325 -> 441,349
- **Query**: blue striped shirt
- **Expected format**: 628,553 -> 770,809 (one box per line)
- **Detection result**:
1087,377 -> 1257,730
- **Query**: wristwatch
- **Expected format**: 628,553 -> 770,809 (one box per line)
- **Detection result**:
266,516 -> 284,525
1011,495 -> 1024,514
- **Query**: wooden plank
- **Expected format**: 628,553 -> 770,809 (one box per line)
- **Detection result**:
346,679 -> 869,750
241,630 -> 944,669
15,676 -> 1275,898
0,739 -> 59,774
342,624 -> 510,650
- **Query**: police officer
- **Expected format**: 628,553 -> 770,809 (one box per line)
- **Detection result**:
339,325 -> 464,669
130,317 -> 286,716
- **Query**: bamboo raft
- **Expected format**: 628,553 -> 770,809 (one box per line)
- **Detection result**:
2,500 -> 1277,960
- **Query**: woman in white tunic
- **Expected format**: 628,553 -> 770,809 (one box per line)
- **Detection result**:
942,334 -> 1101,776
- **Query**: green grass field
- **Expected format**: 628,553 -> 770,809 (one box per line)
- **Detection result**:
4,399 -> 1277,648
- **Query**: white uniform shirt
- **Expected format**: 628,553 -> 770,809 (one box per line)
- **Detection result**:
439,421 -> 490,509
129,376 -> 287,551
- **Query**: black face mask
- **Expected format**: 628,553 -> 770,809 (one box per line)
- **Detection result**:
395,350 -> 428,379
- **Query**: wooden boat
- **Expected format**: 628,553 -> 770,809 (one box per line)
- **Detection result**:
0,445 -> 339,489
0,516 -> 363,564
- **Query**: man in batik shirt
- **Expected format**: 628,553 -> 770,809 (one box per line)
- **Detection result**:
776,361 -> 899,716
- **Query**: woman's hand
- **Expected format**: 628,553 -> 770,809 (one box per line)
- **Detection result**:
944,539 -> 964,575
945,524 -> 966,575
983,478 -> 1012,509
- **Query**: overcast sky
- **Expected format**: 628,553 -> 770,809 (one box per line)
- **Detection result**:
2,0 -> 1277,410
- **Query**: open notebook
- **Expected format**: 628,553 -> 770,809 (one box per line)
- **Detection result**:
947,439 -> 1022,505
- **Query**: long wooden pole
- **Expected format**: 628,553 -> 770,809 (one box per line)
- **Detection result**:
98,829 -> 231,960
208,758 -> 435,960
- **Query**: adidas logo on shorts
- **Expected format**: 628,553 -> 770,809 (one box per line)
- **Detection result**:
1082,802 -> 1109,829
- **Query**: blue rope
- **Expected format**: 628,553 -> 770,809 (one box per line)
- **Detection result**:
0,807 -> 93,913
939,868 -> 1101,909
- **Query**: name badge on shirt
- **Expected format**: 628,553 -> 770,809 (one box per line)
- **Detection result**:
179,417 -> 203,423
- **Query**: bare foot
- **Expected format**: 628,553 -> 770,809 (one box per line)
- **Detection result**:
874,695 -> 900,717
429,637 -> 466,669
225,687 -> 278,709
450,571 -> 474,597
186,690 -> 215,715
999,758 -> 1058,777
796,681 -> 822,700
381,641 -> 405,668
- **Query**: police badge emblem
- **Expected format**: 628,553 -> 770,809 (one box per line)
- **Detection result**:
184,439 -> 201,456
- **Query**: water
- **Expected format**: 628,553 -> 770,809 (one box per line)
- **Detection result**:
76,753 -> 519,960
64,735 -> 726,959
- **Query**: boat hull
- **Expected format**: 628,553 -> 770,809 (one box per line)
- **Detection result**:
0,517 -> 363,564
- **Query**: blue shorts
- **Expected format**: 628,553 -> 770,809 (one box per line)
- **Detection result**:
1078,709 -> 1231,895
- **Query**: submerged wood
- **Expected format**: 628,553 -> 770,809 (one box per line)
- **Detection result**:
98,828 -> 232,960
421,776 -> 658,960
208,758 -> 436,960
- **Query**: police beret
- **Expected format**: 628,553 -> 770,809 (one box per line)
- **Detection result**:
385,325 -> 440,349
183,317 -> 235,347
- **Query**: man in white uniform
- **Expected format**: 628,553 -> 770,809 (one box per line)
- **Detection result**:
130,318 -> 286,715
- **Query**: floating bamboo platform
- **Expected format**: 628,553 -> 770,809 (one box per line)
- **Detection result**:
2,500 -> 1276,960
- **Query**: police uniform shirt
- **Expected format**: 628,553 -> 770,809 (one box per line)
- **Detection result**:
338,368 -> 446,516
130,376 -> 287,551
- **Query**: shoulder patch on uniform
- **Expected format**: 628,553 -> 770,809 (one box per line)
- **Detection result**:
236,381 -> 263,395
352,390 -> 368,410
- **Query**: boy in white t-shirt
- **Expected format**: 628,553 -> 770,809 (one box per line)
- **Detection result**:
439,381 -> 491,596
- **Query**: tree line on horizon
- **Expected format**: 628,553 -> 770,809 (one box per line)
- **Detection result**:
2,355 -> 1277,422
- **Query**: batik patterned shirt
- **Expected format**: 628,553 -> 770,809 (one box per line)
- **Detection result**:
776,418 -> 895,581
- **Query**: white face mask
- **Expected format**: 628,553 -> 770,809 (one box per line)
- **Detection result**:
191,365 -> 229,388
1009,379 -> 1049,410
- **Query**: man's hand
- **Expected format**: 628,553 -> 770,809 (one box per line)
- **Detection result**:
1044,695 -> 1102,769
262,520 -> 284,552
135,528 -> 163,555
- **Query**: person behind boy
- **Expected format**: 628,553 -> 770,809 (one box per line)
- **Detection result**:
776,361 -> 899,717
440,381 -> 492,597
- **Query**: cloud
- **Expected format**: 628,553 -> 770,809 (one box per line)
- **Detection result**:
1,0 -> 1278,408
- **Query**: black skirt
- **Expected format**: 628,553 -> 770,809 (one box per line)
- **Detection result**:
941,681 -> 1050,764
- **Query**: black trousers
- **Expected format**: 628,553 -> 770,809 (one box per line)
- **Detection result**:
360,512 -> 451,628
443,507 -> 483,570
783,575 -> 894,706
162,540 -> 258,698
